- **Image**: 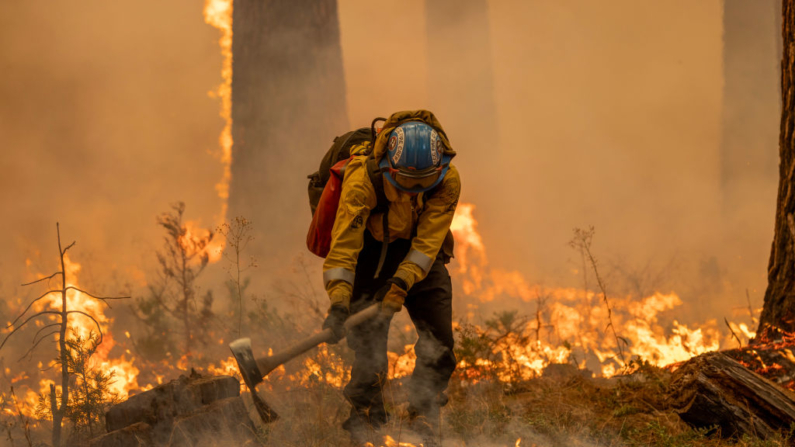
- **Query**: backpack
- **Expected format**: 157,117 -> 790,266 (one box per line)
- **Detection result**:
306,119 -> 389,261
306,113 -> 456,277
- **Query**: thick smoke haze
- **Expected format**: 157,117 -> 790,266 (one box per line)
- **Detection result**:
0,0 -> 781,331
0,1 -> 226,291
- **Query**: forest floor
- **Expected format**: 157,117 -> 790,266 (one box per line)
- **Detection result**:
250,362 -> 794,447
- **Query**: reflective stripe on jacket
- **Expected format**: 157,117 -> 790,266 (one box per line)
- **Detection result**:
323,155 -> 461,307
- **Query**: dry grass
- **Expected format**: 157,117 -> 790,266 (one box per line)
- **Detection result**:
241,361 -> 794,447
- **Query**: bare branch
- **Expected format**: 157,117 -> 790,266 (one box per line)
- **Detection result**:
0,311 -> 61,350
61,241 -> 76,256
725,317 -> 743,349
65,287 -> 130,309
65,311 -> 103,344
21,272 -> 62,287
20,330 -> 59,361
31,323 -> 60,345
6,290 -> 61,330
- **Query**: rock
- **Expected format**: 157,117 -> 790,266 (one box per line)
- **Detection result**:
169,397 -> 259,447
89,422 -> 154,447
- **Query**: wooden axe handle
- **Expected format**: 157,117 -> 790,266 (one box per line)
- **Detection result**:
255,303 -> 380,376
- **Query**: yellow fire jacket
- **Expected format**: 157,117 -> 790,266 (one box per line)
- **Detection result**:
323,154 -> 461,309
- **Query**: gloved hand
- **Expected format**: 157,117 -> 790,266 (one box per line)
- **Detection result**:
374,277 -> 408,318
322,304 -> 350,344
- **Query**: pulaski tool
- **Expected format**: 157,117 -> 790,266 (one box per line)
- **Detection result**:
229,303 -> 380,422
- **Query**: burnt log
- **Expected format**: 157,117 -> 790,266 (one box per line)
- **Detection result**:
667,352 -> 795,438
92,373 -> 260,447
104,374 -> 240,438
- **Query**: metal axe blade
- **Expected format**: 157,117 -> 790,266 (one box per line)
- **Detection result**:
228,337 -> 278,423
229,338 -> 263,389
227,303 -> 380,424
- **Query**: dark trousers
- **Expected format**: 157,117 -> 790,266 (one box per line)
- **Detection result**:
342,231 -> 456,431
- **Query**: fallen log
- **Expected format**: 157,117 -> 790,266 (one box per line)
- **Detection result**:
91,371 -> 263,447
667,352 -> 795,439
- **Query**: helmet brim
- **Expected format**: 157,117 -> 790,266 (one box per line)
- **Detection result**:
379,155 -> 451,194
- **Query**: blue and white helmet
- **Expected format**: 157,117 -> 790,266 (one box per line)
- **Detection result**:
379,122 -> 451,193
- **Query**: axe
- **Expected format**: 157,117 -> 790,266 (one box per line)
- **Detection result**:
228,303 -> 380,422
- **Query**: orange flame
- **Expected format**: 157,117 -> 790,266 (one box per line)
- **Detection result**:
448,203 -> 726,378
203,0 -> 233,224
20,256 -> 141,412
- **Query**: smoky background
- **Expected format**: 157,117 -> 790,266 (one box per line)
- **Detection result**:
0,0 -> 781,358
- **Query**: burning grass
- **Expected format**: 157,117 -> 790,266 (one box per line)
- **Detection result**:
0,203 -> 790,446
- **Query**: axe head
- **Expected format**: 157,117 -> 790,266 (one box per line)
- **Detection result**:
229,338 -> 264,390
229,338 -> 278,423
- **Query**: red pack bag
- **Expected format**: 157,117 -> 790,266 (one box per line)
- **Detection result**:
306,159 -> 349,258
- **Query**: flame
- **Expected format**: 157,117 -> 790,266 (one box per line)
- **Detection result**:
203,0 -> 233,224
447,203 -> 726,378
48,257 -> 140,399
16,256 -> 141,414
365,436 -> 418,447
181,219 -> 223,264
206,356 -> 240,378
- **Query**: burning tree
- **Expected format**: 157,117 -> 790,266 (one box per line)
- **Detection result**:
0,223 -> 129,447
759,0 -> 795,335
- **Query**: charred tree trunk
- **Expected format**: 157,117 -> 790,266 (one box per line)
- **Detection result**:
667,352 -> 795,438
230,0 -> 348,272
760,0 -> 795,334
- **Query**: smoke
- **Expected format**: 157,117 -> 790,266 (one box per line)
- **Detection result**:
0,0 -> 227,291
0,2 -> 785,445
340,0 -> 778,322
0,0 -> 782,389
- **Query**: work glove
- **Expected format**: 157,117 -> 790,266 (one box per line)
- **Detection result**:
323,304 -> 350,344
374,277 -> 408,318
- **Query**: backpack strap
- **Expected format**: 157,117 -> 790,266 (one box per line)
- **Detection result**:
366,157 -> 390,278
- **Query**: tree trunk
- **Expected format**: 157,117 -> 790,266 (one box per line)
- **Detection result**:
667,352 -> 795,439
760,0 -> 795,334
229,0 -> 348,274
720,0 -> 780,217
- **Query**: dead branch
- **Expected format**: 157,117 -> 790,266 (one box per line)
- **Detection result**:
570,227 -> 626,366
65,286 -> 130,309
725,317 -> 743,348
31,323 -> 61,346
0,311 -> 61,350
20,330 -> 59,361
21,272 -> 62,287
60,241 -> 75,256
5,290 -> 61,329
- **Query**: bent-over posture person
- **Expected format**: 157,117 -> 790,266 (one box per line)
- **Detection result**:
321,111 -> 461,446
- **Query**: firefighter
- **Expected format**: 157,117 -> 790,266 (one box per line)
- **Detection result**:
321,113 -> 460,445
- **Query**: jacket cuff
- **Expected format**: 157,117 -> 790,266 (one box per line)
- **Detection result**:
327,280 -> 352,310
394,265 -> 421,291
